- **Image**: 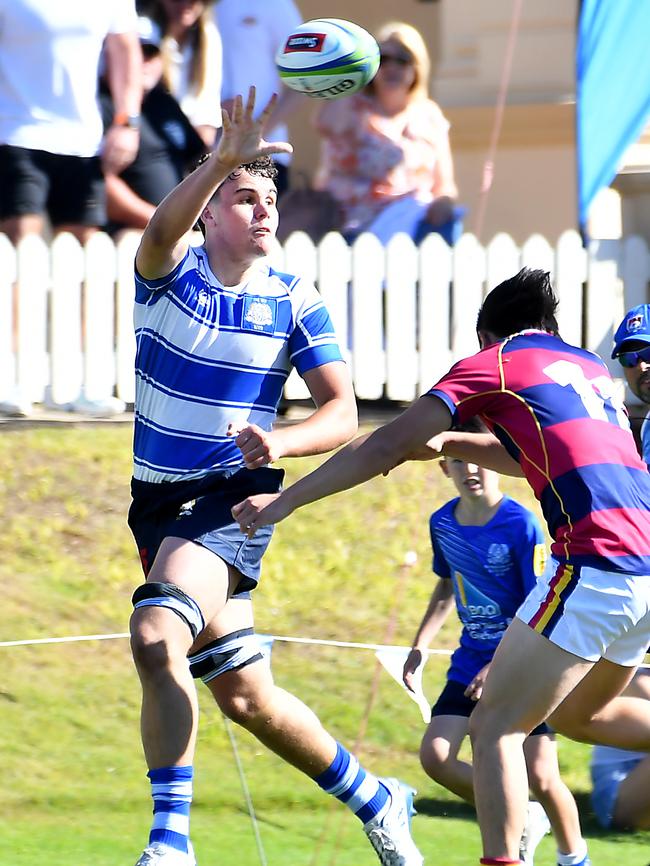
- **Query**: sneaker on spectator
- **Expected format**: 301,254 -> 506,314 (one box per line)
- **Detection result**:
519,800 -> 551,865
0,389 -> 33,417
134,843 -> 196,866
66,394 -> 126,417
364,777 -> 423,866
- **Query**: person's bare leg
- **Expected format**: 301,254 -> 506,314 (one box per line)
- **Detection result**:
419,715 -> 474,803
524,735 -> 582,854
130,537 -> 237,768
469,619 -> 592,862
549,658 -> 650,748
202,598 -> 337,774
0,214 -> 44,244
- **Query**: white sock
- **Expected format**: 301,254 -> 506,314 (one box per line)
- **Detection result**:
557,839 -> 588,865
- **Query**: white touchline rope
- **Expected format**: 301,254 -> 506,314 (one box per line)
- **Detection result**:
222,715 -> 268,866
0,631 -> 454,654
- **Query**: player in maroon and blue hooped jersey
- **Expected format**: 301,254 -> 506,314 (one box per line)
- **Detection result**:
233,268 -> 650,866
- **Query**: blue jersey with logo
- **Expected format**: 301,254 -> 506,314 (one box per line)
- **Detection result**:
430,495 -> 548,684
133,245 -> 342,482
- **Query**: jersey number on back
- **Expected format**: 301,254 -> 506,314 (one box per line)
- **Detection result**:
543,360 -> 630,430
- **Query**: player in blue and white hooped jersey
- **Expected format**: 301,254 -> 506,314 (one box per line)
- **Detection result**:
128,87 -> 423,866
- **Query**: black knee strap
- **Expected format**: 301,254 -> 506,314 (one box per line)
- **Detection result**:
132,582 -> 205,640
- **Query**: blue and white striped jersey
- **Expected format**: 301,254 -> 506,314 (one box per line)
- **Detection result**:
133,245 -> 343,482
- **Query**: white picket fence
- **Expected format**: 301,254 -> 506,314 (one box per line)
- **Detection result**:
1,229 -> 649,408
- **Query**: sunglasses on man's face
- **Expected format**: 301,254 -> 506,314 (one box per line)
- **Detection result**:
379,52 -> 413,67
617,345 -> 650,368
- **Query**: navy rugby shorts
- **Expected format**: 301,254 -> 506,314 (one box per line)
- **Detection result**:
128,467 -> 284,597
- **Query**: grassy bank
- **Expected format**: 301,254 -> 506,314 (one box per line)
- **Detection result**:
1,425 -> 648,865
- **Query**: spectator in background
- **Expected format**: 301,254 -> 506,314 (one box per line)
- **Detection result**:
0,0 -> 142,245
214,0 -> 303,199
590,669 -> 650,831
100,16 -> 207,234
0,0 -> 142,418
142,0 -> 221,148
611,303 -> 650,464
314,20 -> 461,246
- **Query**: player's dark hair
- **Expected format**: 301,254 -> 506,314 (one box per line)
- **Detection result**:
476,268 -> 560,339
192,155 -> 278,236
451,417 -> 488,435
192,153 -> 278,190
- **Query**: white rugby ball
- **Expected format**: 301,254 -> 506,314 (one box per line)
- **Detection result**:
276,18 -> 380,100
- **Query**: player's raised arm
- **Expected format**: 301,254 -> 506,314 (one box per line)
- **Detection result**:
136,87 -> 293,279
232,393 -> 453,534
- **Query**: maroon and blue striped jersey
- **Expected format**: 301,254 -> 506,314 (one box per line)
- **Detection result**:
429,330 -> 650,575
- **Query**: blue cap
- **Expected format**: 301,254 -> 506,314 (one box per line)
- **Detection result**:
612,304 -> 650,358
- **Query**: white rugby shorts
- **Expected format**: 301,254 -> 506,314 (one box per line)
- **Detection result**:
517,561 -> 650,666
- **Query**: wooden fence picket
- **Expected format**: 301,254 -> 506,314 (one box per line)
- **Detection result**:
555,230 -> 586,347
586,238 -> 623,366
351,233 -> 385,400
50,233 -> 84,405
15,235 -> 49,403
385,234 -> 419,401
485,233 -> 519,290
451,234 -> 485,361
418,234 -> 452,394
115,232 -> 140,404
83,233 -> 117,401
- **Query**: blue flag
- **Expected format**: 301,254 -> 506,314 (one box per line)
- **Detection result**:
577,0 -> 650,229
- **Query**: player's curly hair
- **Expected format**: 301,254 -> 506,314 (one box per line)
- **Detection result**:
192,155 -> 278,236
192,153 -> 278,193
476,267 -> 560,339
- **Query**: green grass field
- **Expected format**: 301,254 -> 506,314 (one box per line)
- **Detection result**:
1,424 -> 649,865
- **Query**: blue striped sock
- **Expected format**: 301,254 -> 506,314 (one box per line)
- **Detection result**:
314,742 -> 389,825
148,765 -> 193,853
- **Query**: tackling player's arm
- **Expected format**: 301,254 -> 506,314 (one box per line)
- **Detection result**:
230,361 -> 358,469
232,393 -> 453,532
403,578 -> 455,693
433,430 -> 524,477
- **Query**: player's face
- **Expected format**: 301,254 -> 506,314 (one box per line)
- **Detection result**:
443,458 -> 500,500
617,342 -> 650,405
206,171 -> 279,258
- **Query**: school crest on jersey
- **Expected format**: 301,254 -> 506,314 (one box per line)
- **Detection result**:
485,542 -> 512,576
242,296 -> 277,334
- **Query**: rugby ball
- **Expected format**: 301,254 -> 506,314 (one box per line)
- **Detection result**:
276,18 -> 380,100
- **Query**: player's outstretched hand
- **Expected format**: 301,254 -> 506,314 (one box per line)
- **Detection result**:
227,422 -> 286,469
216,86 -> 293,169
232,492 -> 292,538
402,648 -> 423,693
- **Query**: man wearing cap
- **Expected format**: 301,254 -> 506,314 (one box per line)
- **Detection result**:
100,17 -> 207,234
612,304 -> 650,464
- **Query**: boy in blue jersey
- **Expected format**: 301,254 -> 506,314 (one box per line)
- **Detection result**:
402,420 -> 588,866
127,87 -> 423,866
